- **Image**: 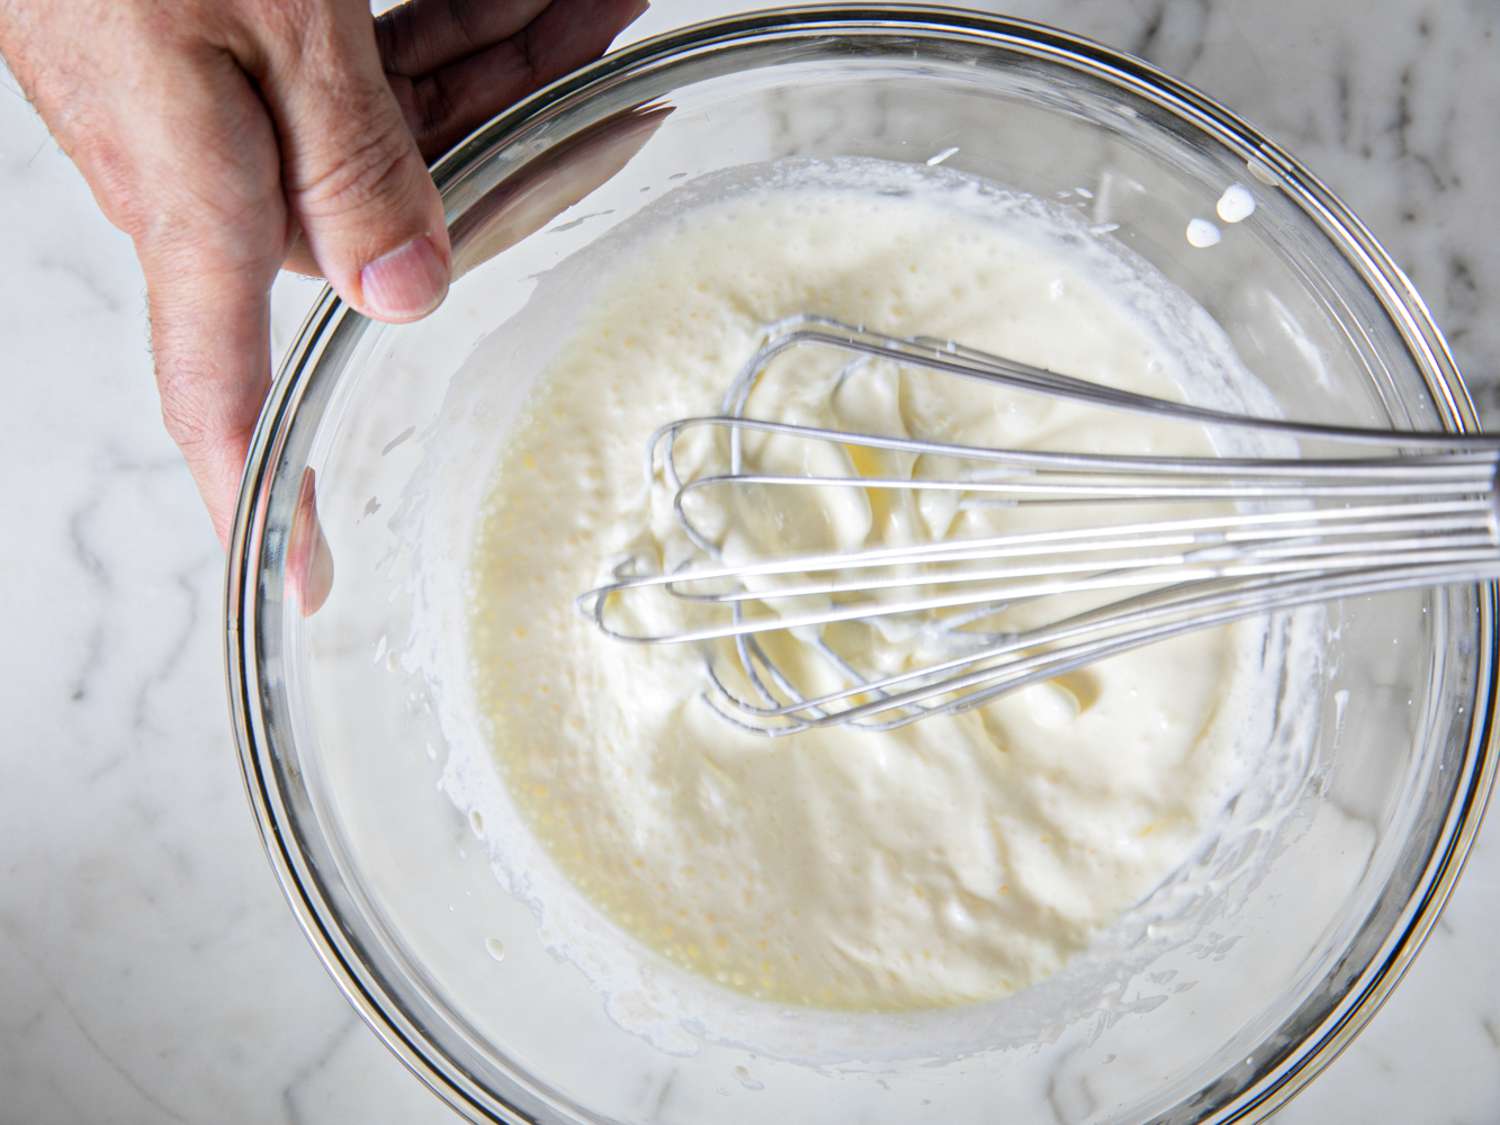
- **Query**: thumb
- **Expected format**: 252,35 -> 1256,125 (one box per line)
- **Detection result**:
251,4 -> 450,322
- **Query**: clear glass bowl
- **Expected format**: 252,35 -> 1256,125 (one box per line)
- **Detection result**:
227,8 -> 1498,1122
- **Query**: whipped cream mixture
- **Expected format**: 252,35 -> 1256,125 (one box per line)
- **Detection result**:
468,167 -> 1265,1011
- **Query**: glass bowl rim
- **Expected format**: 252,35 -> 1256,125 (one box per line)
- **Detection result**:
225,6 -> 1500,1122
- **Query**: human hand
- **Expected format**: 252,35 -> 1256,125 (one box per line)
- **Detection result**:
0,0 -> 648,544
276,103 -> 671,618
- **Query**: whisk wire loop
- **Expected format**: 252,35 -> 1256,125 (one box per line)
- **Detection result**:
579,317 -> 1499,734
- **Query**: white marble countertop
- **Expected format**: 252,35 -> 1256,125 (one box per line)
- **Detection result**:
2,2 -> 1497,1122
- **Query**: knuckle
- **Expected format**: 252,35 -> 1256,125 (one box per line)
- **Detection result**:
244,0 -> 325,59
26,91 -> 148,238
176,160 -> 285,246
154,355 -> 254,465
71,133 -> 152,238
143,180 -> 282,261
155,365 -> 215,452
288,119 -> 416,221
445,0 -> 488,55
138,211 -> 283,291
385,72 -> 420,135
411,72 -> 458,140
513,25 -> 544,87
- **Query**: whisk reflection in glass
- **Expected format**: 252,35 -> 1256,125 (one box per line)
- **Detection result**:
577,317 -> 1500,736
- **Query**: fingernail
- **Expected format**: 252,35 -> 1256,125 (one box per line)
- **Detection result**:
360,234 -> 449,321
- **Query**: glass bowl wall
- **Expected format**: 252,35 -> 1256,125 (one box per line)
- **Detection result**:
228,9 -> 1497,1123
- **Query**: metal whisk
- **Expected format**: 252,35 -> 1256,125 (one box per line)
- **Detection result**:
577,316 -> 1500,736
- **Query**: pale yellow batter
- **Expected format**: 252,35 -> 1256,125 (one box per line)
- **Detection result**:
468,170 -> 1259,1010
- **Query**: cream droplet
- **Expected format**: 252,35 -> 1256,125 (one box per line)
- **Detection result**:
1186,218 -> 1221,248
484,937 -> 506,963
1216,183 -> 1255,224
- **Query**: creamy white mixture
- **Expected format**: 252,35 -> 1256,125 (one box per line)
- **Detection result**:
468,170 -> 1266,1011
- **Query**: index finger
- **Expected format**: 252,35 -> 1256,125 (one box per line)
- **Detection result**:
125,58 -> 288,545
146,249 -> 278,546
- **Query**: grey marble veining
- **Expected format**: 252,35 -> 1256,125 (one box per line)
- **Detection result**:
0,2 -> 1496,1122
